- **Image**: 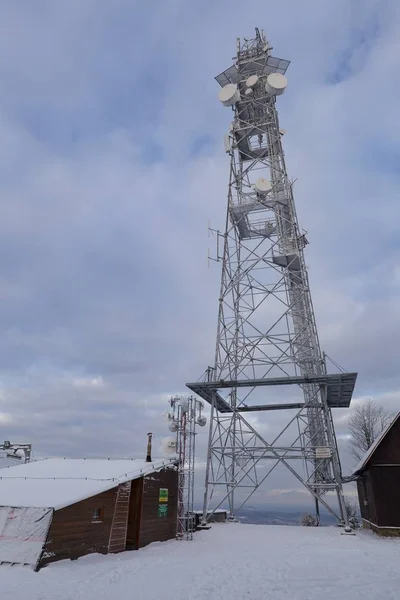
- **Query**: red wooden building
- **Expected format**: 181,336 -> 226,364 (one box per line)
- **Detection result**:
353,413 -> 400,536
0,457 -> 178,569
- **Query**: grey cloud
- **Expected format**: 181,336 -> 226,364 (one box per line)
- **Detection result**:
0,0 -> 399,506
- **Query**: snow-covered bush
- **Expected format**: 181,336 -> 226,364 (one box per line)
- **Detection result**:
345,500 -> 361,529
300,513 -> 318,527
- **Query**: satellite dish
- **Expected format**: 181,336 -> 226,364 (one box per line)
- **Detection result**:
168,421 -> 178,432
218,83 -> 241,107
197,416 -> 207,427
235,455 -> 247,468
254,178 -> 272,196
265,73 -> 287,96
246,75 -> 259,88
279,128 -> 287,136
264,222 -> 275,238
161,437 -> 177,455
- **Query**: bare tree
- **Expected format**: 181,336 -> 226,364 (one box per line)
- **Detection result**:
348,399 -> 393,462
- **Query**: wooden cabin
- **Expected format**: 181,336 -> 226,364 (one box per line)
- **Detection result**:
0,457 -> 178,569
353,413 -> 400,536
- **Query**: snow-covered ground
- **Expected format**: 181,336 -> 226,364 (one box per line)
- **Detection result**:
1,523 -> 400,600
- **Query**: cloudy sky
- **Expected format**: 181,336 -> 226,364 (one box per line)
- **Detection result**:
0,0 -> 399,508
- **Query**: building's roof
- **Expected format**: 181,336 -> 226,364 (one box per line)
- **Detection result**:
0,457 -> 176,510
353,412 -> 400,475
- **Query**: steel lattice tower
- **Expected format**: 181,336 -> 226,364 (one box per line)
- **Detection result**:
187,29 -> 357,528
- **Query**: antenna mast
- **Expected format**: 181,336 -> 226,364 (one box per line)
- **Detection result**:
166,396 -> 207,540
187,29 -> 357,529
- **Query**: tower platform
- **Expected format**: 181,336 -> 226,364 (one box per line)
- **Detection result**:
186,372 -> 357,413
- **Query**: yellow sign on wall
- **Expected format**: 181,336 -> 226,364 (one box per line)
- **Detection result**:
159,488 -> 168,503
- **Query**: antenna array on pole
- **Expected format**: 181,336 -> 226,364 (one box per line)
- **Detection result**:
166,395 -> 206,540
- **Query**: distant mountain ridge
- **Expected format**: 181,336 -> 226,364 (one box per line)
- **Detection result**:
194,505 -> 338,526
236,507 -> 337,526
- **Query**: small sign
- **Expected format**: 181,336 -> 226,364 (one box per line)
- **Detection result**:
159,488 -> 168,503
158,504 -> 168,518
315,447 -> 331,459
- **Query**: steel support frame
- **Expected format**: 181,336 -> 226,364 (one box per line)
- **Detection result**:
201,29 -> 351,528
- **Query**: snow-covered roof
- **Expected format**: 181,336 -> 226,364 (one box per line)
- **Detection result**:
0,457 -> 176,510
353,412 -> 400,475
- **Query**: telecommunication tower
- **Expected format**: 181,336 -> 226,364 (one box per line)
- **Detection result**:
187,29 -> 357,528
165,395 -> 207,540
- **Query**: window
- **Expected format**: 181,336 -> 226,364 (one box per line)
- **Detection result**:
92,508 -> 103,522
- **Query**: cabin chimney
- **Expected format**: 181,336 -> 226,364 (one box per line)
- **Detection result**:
146,432 -> 153,462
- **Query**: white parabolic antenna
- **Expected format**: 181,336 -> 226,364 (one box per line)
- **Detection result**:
168,421 -> 178,432
255,178 -> 272,195
246,74 -> 259,88
161,437 -> 177,455
265,73 -> 287,96
218,83 -> 241,107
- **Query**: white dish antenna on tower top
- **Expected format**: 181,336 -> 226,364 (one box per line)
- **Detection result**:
264,222 -> 275,238
246,75 -> 259,88
265,73 -> 287,96
161,437 -> 177,455
168,420 -> 178,432
254,178 -> 272,196
218,83 -> 241,107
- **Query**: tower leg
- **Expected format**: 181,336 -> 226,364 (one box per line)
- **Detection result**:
315,498 -> 320,526
202,392 -> 216,524
320,386 -> 351,531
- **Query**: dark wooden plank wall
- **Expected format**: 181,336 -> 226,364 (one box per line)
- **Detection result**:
126,478 -> 143,549
139,467 -> 178,548
38,486 -> 118,568
357,471 -> 376,524
370,418 -> 400,466
108,481 -> 131,553
371,466 -> 400,527
358,418 -> 400,530
37,467 -> 178,569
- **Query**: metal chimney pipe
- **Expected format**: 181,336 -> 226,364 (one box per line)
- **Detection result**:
146,432 -> 153,463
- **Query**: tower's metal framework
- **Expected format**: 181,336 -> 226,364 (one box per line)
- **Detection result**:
187,29 -> 357,527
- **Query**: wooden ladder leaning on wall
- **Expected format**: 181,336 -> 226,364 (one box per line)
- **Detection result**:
108,481 -> 132,553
